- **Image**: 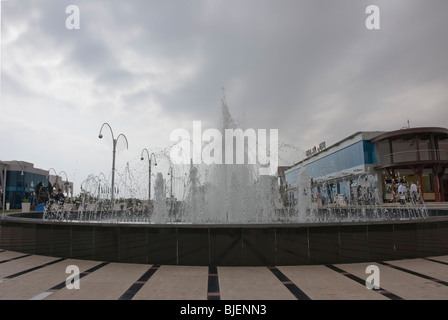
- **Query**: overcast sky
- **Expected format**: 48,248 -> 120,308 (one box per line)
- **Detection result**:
1,0 -> 448,196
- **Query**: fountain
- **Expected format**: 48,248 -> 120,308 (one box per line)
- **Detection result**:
153,172 -> 168,224
1,99 -> 447,266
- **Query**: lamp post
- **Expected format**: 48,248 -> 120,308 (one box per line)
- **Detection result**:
98,123 -> 128,203
167,165 -> 173,215
48,168 -> 69,194
59,171 -> 69,196
140,148 -> 157,201
48,168 -> 58,191
0,160 -> 8,218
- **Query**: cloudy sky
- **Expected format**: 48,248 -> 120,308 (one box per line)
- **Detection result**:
1,0 -> 448,196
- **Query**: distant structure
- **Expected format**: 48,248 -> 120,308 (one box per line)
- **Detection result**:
284,127 -> 448,205
0,160 -> 73,210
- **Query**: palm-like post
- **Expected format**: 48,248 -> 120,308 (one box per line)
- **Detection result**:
48,168 -> 69,194
140,149 -> 157,202
0,160 -> 8,217
98,123 -> 128,203
167,165 -> 174,215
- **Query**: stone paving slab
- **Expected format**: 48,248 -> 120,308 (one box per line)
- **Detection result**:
336,260 -> 448,300
0,250 -> 28,261
46,262 -> 151,300
0,251 -> 447,300
218,267 -> 296,300
430,255 -> 448,263
133,265 -> 209,300
278,265 -> 387,300
386,257 -> 448,282
0,258 -> 100,300
0,253 -> 56,280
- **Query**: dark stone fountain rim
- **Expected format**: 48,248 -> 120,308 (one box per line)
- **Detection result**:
2,211 -> 448,266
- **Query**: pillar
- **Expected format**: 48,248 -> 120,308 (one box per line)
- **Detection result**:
432,165 -> 442,202
412,165 -> 424,202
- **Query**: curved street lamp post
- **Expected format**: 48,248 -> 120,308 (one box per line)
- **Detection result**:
0,160 -> 8,217
141,148 -> 157,202
99,123 -> 128,203
48,168 -> 69,195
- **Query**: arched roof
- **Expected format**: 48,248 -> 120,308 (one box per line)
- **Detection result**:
371,127 -> 448,143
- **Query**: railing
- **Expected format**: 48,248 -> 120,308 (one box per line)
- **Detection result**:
377,149 -> 448,166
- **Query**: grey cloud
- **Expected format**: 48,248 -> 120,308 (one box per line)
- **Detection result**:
2,0 -> 448,192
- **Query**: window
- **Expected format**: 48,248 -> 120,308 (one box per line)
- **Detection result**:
285,167 -> 300,186
437,136 -> 448,160
305,141 -> 374,178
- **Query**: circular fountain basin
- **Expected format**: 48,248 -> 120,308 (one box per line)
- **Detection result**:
1,211 -> 448,266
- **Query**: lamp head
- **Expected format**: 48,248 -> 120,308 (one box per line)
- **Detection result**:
98,134 -> 103,139
141,157 -> 144,161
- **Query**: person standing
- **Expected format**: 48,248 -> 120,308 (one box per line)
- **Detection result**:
410,182 -> 418,203
56,189 -> 65,205
398,182 -> 407,205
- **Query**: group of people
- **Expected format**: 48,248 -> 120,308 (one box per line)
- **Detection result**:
397,181 -> 419,204
35,184 -> 65,205
50,189 -> 66,205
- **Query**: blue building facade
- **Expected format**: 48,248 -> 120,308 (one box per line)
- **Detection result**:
0,161 -> 50,210
5,170 -> 49,209
285,132 -> 382,206
286,140 -> 376,184
285,127 -> 448,206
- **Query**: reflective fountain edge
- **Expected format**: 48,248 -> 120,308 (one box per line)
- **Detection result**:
1,209 -> 448,266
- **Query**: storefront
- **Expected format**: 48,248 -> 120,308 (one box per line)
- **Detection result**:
285,131 -> 382,206
284,127 -> 448,206
372,127 -> 448,203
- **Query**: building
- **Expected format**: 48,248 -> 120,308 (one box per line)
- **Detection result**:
0,160 -> 74,210
284,127 -> 448,206
285,131 -> 383,206
372,127 -> 448,202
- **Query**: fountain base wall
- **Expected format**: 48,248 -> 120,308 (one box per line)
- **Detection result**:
1,215 -> 448,266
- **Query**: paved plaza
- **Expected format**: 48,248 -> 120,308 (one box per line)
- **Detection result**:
0,249 -> 447,301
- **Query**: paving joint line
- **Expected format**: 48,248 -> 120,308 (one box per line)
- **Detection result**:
118,264 -> 160,300
379,261 -> 448,286
207,266 -> 220,300
325,264 -> 403,300
29,262 -> 109,300
268,266 -> 311,300
1,257 -> 66,281
423,257 -> 448,266
0,253 -> 31,264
